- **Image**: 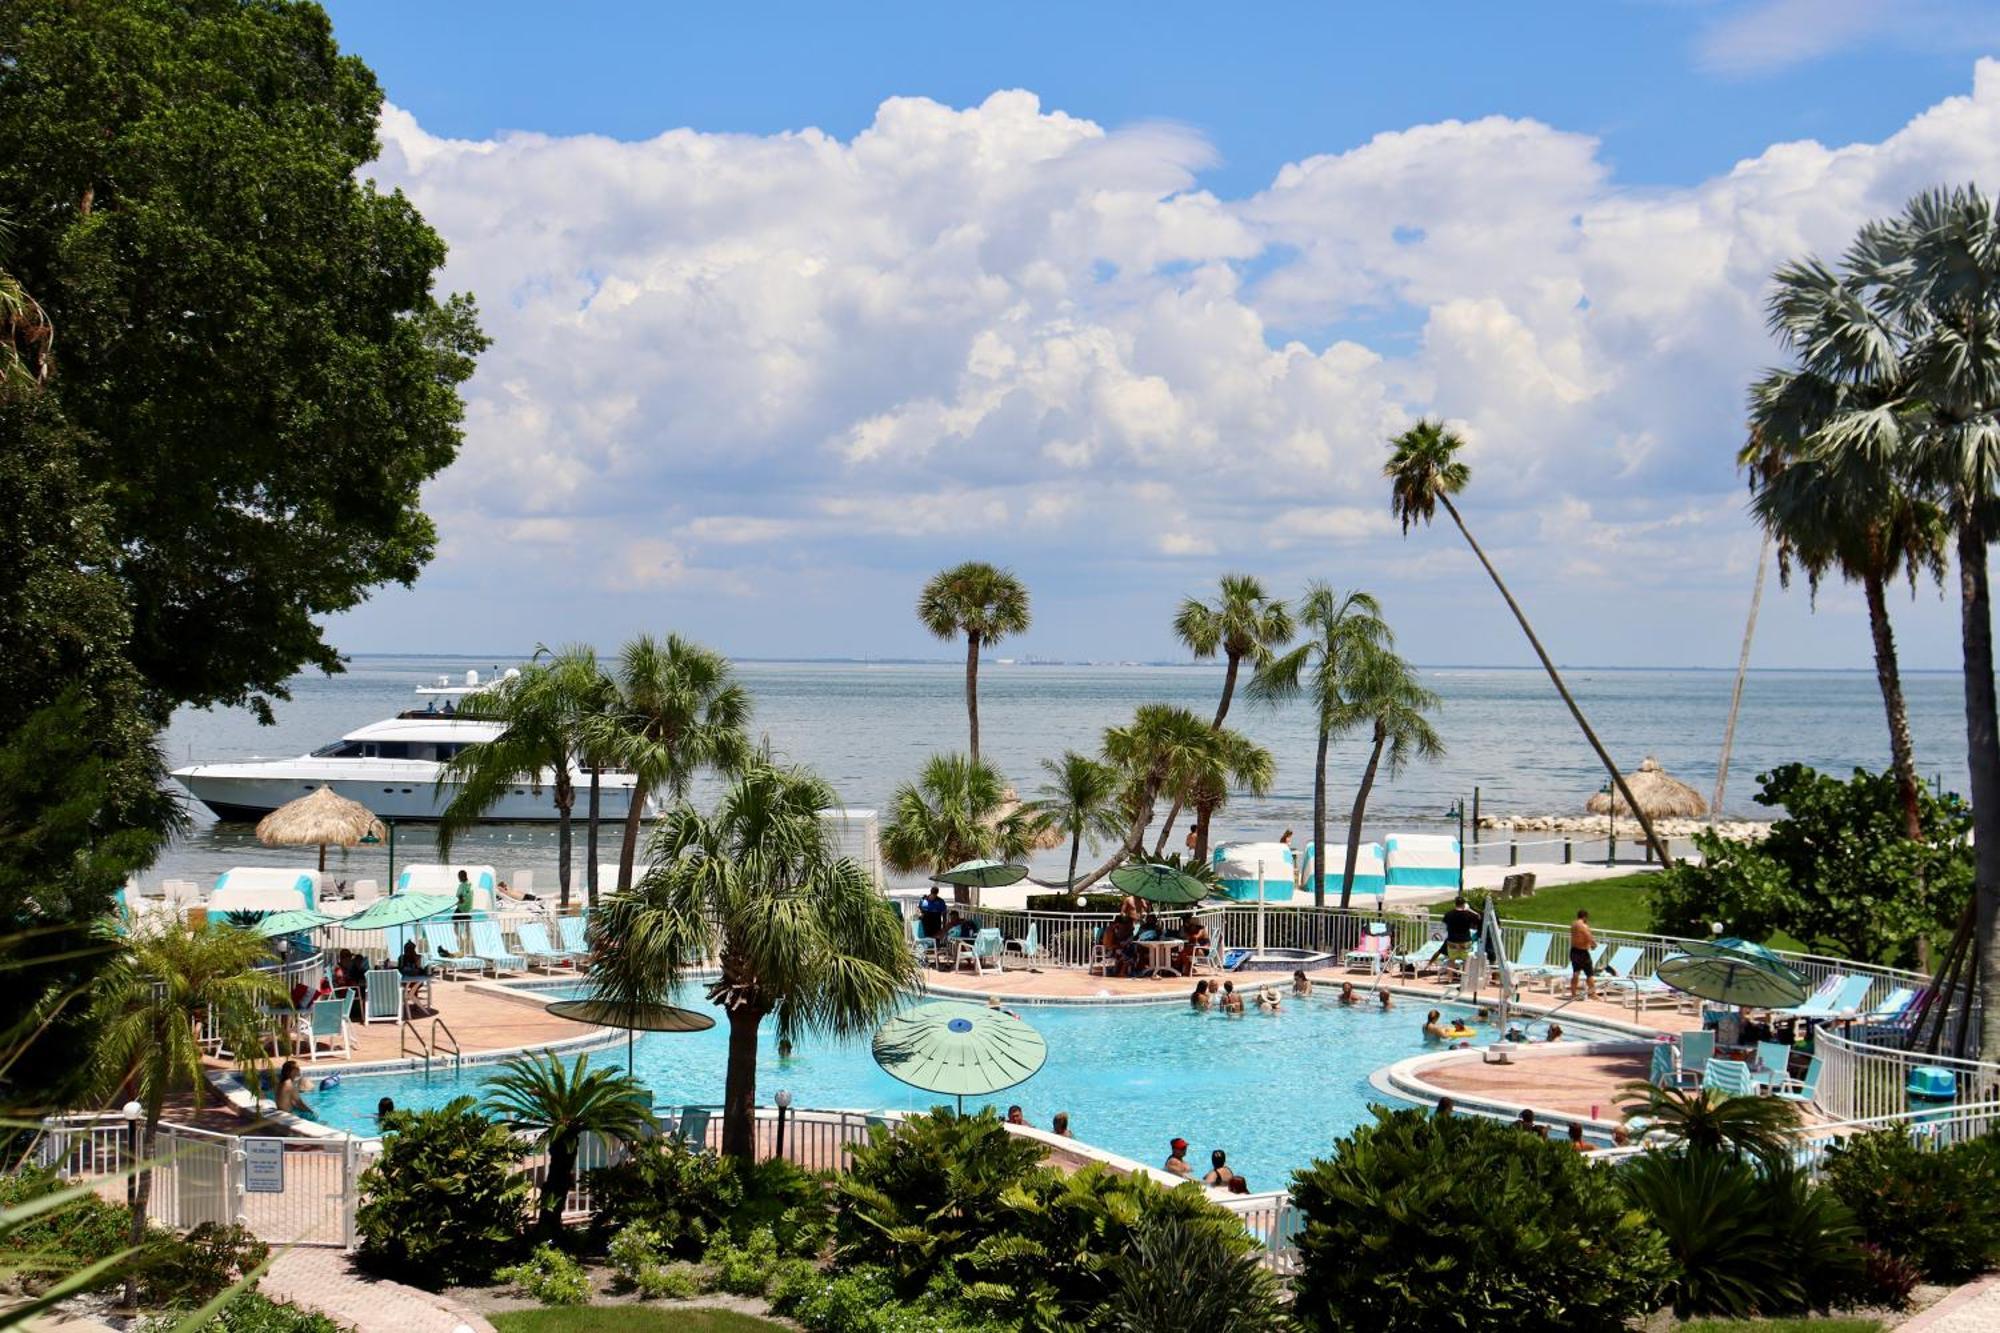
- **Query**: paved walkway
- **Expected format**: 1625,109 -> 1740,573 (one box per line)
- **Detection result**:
1898,1272 -> 2000,1330
264,1249 -> 496,1333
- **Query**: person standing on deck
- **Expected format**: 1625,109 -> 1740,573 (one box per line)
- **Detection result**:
1569,909 -> 1598,1001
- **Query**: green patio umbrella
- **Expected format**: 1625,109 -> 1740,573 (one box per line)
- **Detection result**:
1109,861 -> 1209,905
1682,936 -> 1786,966
1654,951 -> 1809,1010
253,909 -> 334,938
871,1000 -> 1047,1113
338,893 -> 455,932
546,998 -> 716,1073
933,859 -> 1030,889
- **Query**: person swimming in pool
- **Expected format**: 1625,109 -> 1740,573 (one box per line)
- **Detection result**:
1292,969 -> 1313,998
1221,981 -> 1244,1014
1376,987 -> 1393,1010
1190,979 -> 1212,1010
1423,1009 -> 1449,1041
1257,986 -> 1281,1012
1338,981 -> 1359,1006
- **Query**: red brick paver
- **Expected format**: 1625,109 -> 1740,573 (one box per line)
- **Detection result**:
264,1249 -> 495,1333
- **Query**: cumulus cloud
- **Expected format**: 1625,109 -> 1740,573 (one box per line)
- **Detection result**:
358,69 -> 2000,664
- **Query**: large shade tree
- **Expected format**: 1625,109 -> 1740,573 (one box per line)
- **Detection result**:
436,646 -> 611,907
589,759 -> 917,1159
1385,419 -> 1669,865
880,753 -> 1033,898
917,562 -> 1032,765
1336,643 -> 1444,910
1247,584 -> 1390,905
603,635 -> 752,895
1758,186 -> 2000,1055
0,0 -> 486,722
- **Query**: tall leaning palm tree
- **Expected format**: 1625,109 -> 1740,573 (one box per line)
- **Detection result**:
1171,575 -> 1294,853
436,645 -> 608,907
1385,419 -> 1669,865
880,753 -> 1033,900
1337,643 -> 1444,910
589,759 -> 917,1160
483,1052 -> 654,1238
1026,751 -> 1125,889
1247,584 -> 1389,905
604,634 -> 753,895
917,562 -> 1032,765
1764,186 -> 2000,1055
87,920 -> 284,1308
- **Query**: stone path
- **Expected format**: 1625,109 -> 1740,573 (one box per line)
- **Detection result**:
1898,1273 -> 2000,1330
264,1249 -> 496,1333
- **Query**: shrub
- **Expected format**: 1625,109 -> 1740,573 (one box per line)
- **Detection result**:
355,1096 -> 528,1287
140,1292 -> 339,1333
1854,1243 -> 1922,1311
493,1243 -> 592,1306
1105,1209 -> 1285,1333
605,1223 -> 665,1288
584,1135 -> 742,1256
139,1222 -> 270,1308
634,1261 -> 702,1300
1290,1107 -> 1672,1331
0,1166 -> 132,1279
1821,1129 -> 2000,1282
772,1262 -> 1010,1333
704,1226 -> 781,1296
737,1157 -> 834,1257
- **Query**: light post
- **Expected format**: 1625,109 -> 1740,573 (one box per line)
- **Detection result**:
121,1100 -> 143,1205
1444,800 -> 1466,888
774,1089 -> 792,1162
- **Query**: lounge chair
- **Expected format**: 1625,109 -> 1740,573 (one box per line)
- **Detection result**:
1503,932 -> 1564,988
1393,932 -> 1447,977
299,991 -> 353,1060
423,921 -> 489,978
1595,947 -> 1678,1006
906,914 -> 937,967
1345,923 -> 1394,975
516,920 -> 583,972
671,1106 -> 712,1151
1773,1055 -> 1823,1105
558,914 -> 590,957
1704,1058 -> 1757,1099
1864,986 -> 1918,1024
1648,1043 -> 1679,1089
363,969 -> 405,1025
953,928 -> 1005,976
349,879 -> 380,907
1788,974 -> 1874,1021
471,919 -> 527,974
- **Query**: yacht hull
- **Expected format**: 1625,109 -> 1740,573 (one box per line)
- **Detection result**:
172,765 -> 642,824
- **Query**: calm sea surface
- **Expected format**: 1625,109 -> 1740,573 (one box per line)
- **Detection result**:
157,656 -> 1973,886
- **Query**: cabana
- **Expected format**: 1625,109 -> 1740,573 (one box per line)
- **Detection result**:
394,863 -> 497,912
1211,842 -> 1297,903
210,867 -> 319,914
1383,833 -> 1461,893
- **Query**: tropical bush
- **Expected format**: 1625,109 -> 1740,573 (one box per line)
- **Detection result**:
770,1262 -> 1011,1333
1620,1151 -> 1858,1317
482,1051 -> 654,1237
139,1222 -> 269,1308
140,1292 -> 340,1333
0,1165 -> 132,1281
1105,1209 -> 1287,1333
585,1135 -> 742,1255
1618,1080 -> 1802,1166
355,1097 -> 528,1287
494,1243 -> 592,1306
1821,1130 -> 2000,1282
704,1225 -> 782,1296
1649,763 -> 1969,966
1289,1107 -> 1672,1331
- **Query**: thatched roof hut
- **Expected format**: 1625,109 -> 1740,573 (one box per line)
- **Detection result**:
1585,757 -> 1707,820
255,786 -> 387,871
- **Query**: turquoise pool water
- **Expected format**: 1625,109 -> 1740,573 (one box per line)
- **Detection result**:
306,991 -> 1532,1189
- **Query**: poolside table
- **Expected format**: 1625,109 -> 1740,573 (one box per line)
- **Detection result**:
1135,939 -> 1181,978
399,971 -> 435,1016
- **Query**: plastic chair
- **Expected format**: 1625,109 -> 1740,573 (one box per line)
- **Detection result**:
1648,1042 -> 1679,1089
1002,922 -> 1041,967
955,928 -> 1005,976
558,914 -> 590,956
1752,1041 -> 1794,1093
672,1106 -> 712,1151
471,919 -> 527,974
363,969 -> 405,1025
424,921 -> 489,978
1704,1058 -> 1756,1099
1774,1055 -> 1823,1105
516,920 -> 581,971
349,879 -> 380,906
1345,924 -> 1393,975
302,992 -> 353,1061
907,914 -> 937,967
1677,1030 -> 1716,1084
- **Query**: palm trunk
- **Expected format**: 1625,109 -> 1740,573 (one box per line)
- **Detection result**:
965,631 -> 982,765
555,775 -> 575,906
1153,800 -> 1183,856
1713,535 -> 1768,820
1341,725 -> 1387,910
583,766 -> 601,910
1073,801 -> 1154,891
1955,518 -> 2000,1060
1863,569 -> 1924,840
1192,803 -> 1217,863
1440,495 -> 1671,865
1213,652 -> 1241,727
1067,827 -> 1082,889
123,1115 -> 159,1309
720,1006 -> 762,1160
1311,724 -> 1330,908
540,1140 -> 576,1236
617,777 -> 649,895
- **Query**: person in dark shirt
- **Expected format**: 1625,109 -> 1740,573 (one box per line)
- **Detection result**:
917,887 -> 948,940
1441,895 -> 1480,975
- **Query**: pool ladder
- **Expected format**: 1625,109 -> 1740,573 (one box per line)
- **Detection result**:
401,1016 -> 463,1078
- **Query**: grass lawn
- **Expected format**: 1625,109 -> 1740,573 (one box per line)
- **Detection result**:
1680,1312 -> 1880,1320
490,1309 -> 789,1333
1473,873 -> 1808,952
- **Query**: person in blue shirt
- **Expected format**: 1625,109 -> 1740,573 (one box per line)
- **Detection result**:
917,886 -> 947,940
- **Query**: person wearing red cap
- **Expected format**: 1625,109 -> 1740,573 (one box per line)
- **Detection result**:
1164,1138 -> 1192,1177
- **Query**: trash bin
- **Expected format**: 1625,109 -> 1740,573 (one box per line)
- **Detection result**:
1907,1066 -> 1958,1130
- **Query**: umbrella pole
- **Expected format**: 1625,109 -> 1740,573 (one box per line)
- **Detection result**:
1256,861 -> 1267,957
628,1028 -> 635,1074
318,843 -> 327,874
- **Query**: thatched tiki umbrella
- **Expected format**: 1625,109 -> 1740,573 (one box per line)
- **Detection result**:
255,786 -> 388,873
1585,757 -> 1707,820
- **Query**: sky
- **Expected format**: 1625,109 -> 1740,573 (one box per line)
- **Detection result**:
319,0 -> 2000,670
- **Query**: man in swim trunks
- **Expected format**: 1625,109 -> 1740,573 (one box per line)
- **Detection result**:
1164,1138 -> 1192,1177
1442,894 -> 1480,975
1569,909 -> 1598,1001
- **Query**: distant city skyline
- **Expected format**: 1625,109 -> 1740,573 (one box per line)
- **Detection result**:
320,1 -> 2000,671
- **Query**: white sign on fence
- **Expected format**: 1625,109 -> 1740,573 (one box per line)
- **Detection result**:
243,1138 -> 284,1194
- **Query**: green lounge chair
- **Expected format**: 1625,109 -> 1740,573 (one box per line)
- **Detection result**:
671,1106 -> 712,1151
424,921 -> 490,978
363,969 -> 405,1025
1704,1057 -> 1757,1099
470,919 -> 527,974
1678,1030 -> 1716,1084
558,914 -> 590,957
516,919 -> 582,971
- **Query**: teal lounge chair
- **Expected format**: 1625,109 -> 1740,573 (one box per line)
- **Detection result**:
1002,922 -> 1042,967
1393,932 -> 1447,977
953,928 -> 1005,976
1865,987 -> 1917,1023
558,914 -> 590,957
1789,974 -> 1874,1020
516,920 -> 582,971
906,913 -> 937,966
1504,931 -> 1555,980
1704,1058 -> 1757,1099
471,919 -> 527,974
1648,1042 -> 1679,1088
1678,1030 -> 1716,1084
363,969 -> 405,1024
671,1106 -> 712,1151
1774,1055 -> 1823,1105
423,921 -> 488,978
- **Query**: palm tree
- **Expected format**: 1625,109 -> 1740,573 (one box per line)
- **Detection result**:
1070,704 -> 1222,890
1747,366 -> 1947,840
1174,574 -> 1295,728
1336,644 -> 1444,910
87,919 -> 284,1307
880,753 -> 1033,900
0,212 -> 53,401
1247,584 -> 1389,905
917,562 -> 1032,765
603,634 -> 753,895
1385,419 -> 1670,865
589,758 -> 917,1160
1760,186 -> 2000,1054
436,646 -> 609,907
483,1051 -> 654,1237
1175,727 -> 1276,863
1618,1080 -> 1801,1167
1025,751 -> 1125,889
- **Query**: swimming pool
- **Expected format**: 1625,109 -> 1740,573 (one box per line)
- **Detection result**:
308,990 -> 1543,1189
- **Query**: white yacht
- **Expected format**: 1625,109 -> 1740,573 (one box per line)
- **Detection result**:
171,671 -> 645,823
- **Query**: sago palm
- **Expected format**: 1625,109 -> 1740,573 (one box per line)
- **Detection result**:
482,1051 -> 654,1236
1386,419 -> 1669,865
1247,583 -> 1389,904
1336,643 -> 1443,910
86,919 -> 285,1307
1026,751 -> 1125,889
1756,186 -> 2000,1054
437,644 -> 610,906
589,758 -> 917,1159
0,213 -> 52,401
880,753 -> 1033,899
1617,1080 -> 1801,1166
917,562 -> 1032,765
603,633 -> 752,894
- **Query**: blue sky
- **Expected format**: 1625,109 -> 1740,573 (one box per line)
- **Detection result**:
321,1 -> 2000,669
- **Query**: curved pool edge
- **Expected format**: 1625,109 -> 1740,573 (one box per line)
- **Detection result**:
1371,1038 -> 1656,1132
